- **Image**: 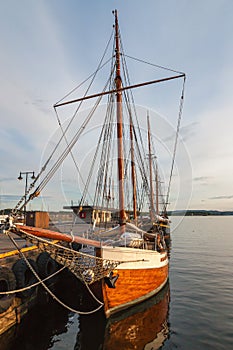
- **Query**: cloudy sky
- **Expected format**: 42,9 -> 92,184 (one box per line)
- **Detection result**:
0,0 -> 233,212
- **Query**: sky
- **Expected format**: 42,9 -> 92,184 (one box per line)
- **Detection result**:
0,0 -> 233,212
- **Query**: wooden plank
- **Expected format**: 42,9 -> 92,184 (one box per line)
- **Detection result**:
0,245 -> 38,259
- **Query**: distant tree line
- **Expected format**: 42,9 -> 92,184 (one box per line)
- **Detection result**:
167,210 -> 233,216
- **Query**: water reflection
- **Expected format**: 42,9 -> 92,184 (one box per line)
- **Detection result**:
105,284 -> 169,349
0,301 -> 70,350
0,279 -> 170,350
75,282 -> 170,350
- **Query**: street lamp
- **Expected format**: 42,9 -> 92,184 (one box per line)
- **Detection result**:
18,171 -> 36,223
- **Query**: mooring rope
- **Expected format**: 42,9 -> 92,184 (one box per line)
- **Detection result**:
3,230 -> 104,315
2,226 -> 148,315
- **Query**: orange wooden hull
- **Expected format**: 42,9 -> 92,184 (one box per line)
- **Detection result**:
15,225 -> 168,318
102,264 -> 168,317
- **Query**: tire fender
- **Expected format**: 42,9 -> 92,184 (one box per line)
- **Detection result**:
12,259 -> 38,299
0,266 -> 16,313
36,252 -> 59,282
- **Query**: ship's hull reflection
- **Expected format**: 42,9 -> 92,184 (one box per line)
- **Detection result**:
75,281 -> 170,349
0,276 -> 170,350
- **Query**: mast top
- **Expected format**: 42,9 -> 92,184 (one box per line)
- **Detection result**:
113,9 -> 118,18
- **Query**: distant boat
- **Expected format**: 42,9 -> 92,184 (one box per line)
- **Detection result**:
6,10 -> 185,318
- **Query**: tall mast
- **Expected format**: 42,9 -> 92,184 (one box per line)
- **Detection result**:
114,10 -> 126,228
129,114 -> 137,222
147,113 -> 155,222
155,161 -> 159,215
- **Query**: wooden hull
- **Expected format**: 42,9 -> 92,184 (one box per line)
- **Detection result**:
14,225 -> 169,318
101,246 -> 168,317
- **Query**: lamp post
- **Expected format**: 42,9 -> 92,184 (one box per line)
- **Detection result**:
18,171 -> 36,223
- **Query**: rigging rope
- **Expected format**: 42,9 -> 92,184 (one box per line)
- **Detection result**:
22,76 -> 113,208
53,30 -> 115,205
122,53 -> 185,75
5,230 -> 104,315
121,34 -> 186,214
163,76 -> 186,212
80,68 -> 116,209
54,30 -> 114,106
11,32 -> 114,216
87,35 -> 117,215
120,33 -> 152,214
10,23 -> 185,224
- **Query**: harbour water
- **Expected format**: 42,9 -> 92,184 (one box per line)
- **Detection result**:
1,216 -> 233,349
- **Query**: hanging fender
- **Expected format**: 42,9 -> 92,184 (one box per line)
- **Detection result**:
12,259 -> 38,299
36,252 -> 59,281
0,266 -> 16,313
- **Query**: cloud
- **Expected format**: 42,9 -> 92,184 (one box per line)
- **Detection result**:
1,1 -> 233,212
162,121 -> 198,144
209,195 -> 233,200
0,194 -> 21,202
0,177 -> 15,183
193,176 -> 213,182
180,122 -> 199,142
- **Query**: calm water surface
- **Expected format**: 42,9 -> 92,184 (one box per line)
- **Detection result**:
165,216 -> 233,349
1,216 -> 233,349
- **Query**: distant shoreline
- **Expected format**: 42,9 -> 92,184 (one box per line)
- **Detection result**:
168,210 -> 233,216
1,209 -> 233,217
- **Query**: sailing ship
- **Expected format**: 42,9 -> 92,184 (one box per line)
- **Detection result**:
3,10 -> 185,318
